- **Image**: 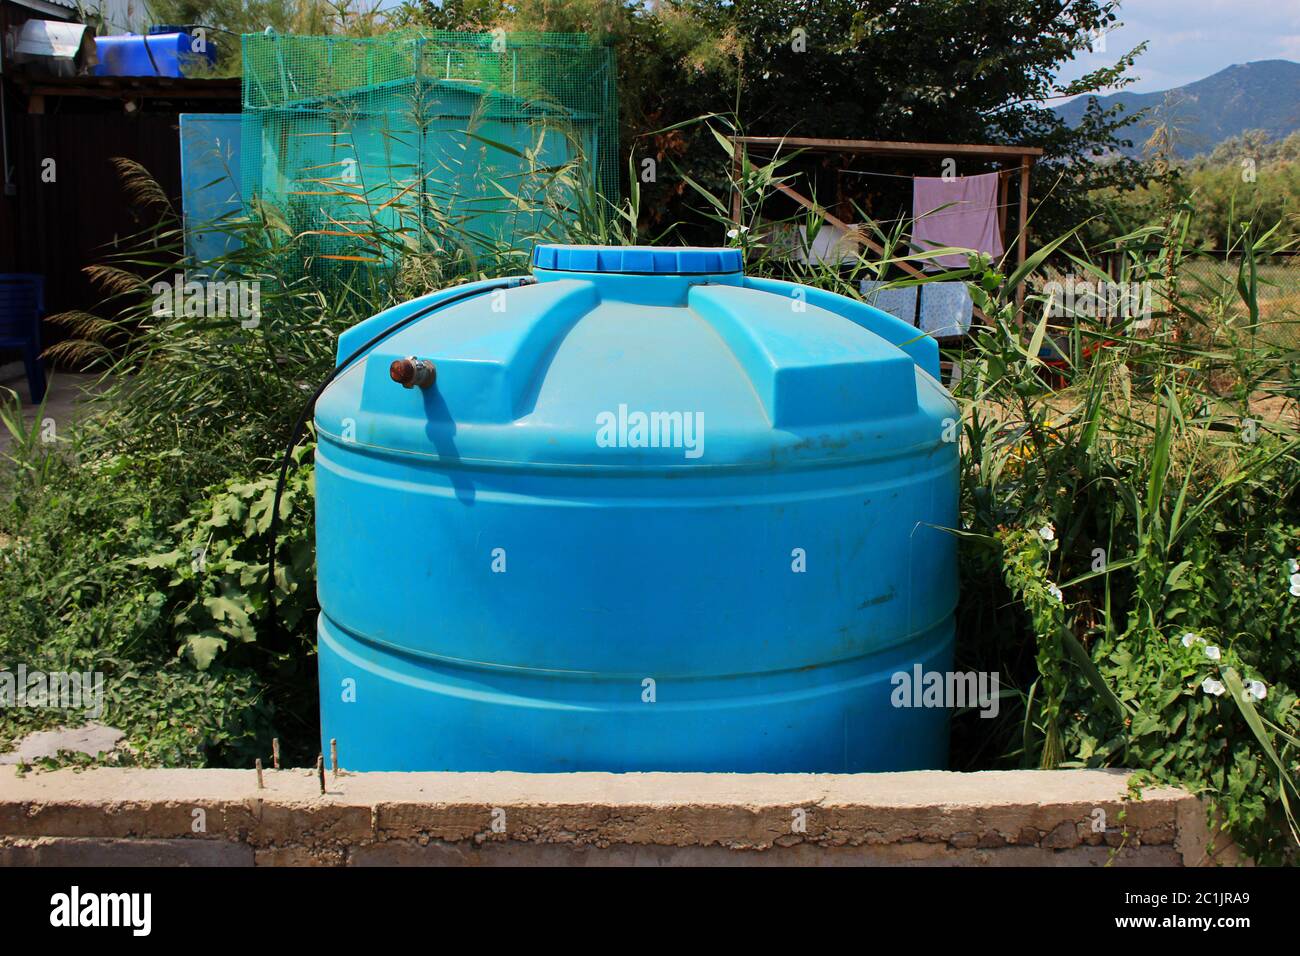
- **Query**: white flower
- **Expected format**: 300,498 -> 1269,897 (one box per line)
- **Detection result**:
1204,645 -> 1221,661
1180,632 -> 1204,647
1290,572 -> 1300,596
1047,583 -> 1063,602
1038,524 -> 1056,542
1289,559 -> 1298,574
1246,680 -> 1267,701
1202,677 -> 1226,697
726,228 -> 739,239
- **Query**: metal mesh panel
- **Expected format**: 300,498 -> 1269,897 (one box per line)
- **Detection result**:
240,31 -> 618,283
1181,254 -> 1300,348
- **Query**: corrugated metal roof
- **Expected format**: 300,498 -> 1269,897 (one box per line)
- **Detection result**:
6,0 -> 79,16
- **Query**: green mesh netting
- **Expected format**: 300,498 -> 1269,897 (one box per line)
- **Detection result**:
240,31 -> 619,284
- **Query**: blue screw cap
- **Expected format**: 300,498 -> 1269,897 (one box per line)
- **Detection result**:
532,244 -> 743,275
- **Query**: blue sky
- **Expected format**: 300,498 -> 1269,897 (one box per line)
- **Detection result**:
1055,0 -> 1300,95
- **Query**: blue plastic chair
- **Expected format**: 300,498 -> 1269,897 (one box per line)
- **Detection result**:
0,274 -> 46,404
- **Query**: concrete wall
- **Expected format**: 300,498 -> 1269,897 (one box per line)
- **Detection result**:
0,766 -> 1234,866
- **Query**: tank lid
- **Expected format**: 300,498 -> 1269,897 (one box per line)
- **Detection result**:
532,244 -> 742,275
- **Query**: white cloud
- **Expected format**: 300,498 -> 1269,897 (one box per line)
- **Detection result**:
1276,34 -> 1300,59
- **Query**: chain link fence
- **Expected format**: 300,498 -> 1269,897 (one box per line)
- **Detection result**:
1180,253 -> 1300,347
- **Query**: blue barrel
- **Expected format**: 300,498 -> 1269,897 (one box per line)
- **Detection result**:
94,33 -> 215,78
314,245 -> 959,771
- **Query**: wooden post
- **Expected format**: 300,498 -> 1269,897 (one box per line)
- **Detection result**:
1015,155 -> 1031,324
997,169 -> 1010,240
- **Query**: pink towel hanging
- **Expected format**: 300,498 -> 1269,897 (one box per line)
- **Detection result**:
910,171 -> 1004,269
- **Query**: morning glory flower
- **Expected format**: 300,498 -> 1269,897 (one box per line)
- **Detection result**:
1047,583 -> 1063,602
1038,524 -> 1056,542
1246,680 -> 1267,701
1181,632 -> 1203,647
1290,571 -> 1300,597
1204,645 -> 1221,661
1202,677 -> 1226,697
1289,559 -> 1298,574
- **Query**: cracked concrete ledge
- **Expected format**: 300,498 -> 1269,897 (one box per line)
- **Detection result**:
0,766 -> 1241,866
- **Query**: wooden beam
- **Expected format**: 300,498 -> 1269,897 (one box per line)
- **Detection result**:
770,179 -> 928,281
9,75 -> 240,102
732,135 -> 1043,160
21,85 -> 238,101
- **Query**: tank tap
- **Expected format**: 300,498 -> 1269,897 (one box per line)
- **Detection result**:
389,356 -> 437,389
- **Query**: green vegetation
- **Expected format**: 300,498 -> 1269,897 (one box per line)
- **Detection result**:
1100,130 -> 1300,250
676,135 -> 1300,864
0,133 -> 632,771
953,241 -> 1300,865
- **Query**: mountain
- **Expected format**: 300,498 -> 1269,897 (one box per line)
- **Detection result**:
1053,59 -> 1300,158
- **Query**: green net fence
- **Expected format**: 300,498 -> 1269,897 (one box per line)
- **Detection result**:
240,31 -> 619,285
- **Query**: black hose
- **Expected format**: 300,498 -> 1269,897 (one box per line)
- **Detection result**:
141,35 -> 162,77
264,277 -> 535,633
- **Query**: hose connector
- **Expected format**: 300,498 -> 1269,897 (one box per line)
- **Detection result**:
389,356 -> 436,389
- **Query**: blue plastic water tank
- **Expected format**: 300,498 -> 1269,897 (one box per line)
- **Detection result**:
314,245 -> 959,771
94,33 -> 215,78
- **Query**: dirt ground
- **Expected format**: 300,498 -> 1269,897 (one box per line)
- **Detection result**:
0,361 -> 106,454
